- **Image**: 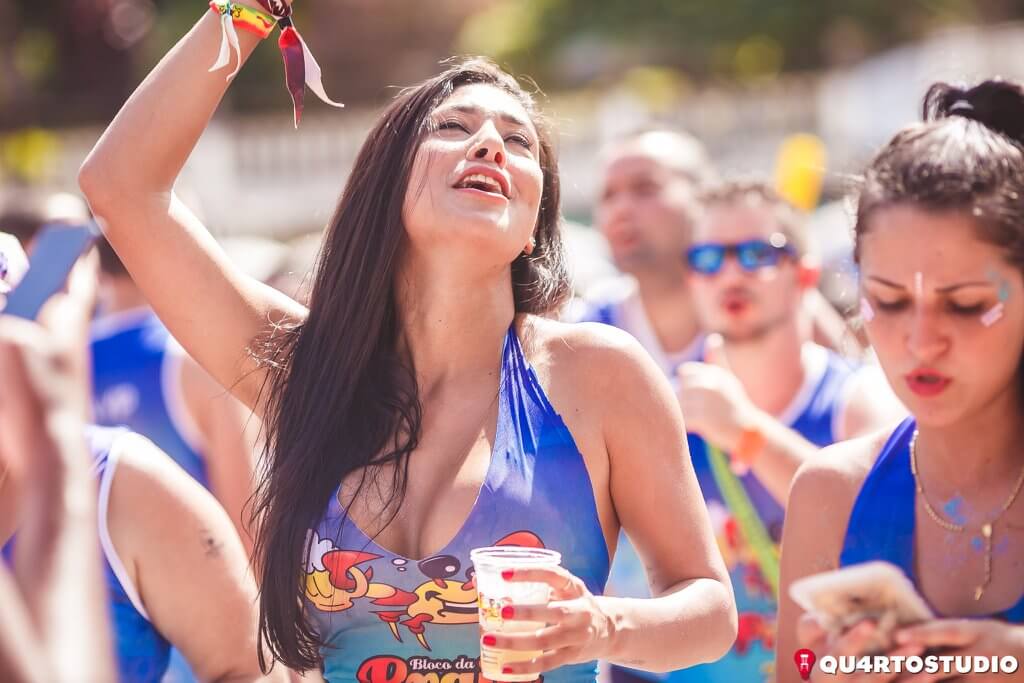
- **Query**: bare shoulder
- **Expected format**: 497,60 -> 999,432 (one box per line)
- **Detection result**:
519,316 -> 681,464
106,432 -> 232,548
521,315 -> 665,394
797,429 -> 889,495
787,428 -> 892,544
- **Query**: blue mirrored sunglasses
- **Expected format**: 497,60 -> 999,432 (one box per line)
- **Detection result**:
686,237 -> 795,275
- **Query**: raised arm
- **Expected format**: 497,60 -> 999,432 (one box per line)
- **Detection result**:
78,1 -> 307,412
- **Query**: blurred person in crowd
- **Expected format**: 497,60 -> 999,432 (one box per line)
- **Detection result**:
778,80 -> 1024,681
0,233 -> 113,683
4,196 -> 262,683
92,236 -> 261,554
0,234 -> 284,683
576,130 -> 862,377
609,182 -> 901,683
574,130 -> 714,375
0,188 -> 91,246
78,2 -> 739,680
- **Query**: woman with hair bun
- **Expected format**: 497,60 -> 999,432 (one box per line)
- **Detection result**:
77,0 -> 737,680
777,79 -> 1024,682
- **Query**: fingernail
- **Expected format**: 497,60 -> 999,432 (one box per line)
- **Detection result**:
895,631 -> 910,644
501,605 -> 515,619
501,569 -> 514,580
482,634 -> 497,646
502,667 -> 514,674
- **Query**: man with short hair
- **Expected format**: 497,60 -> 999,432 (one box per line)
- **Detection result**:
573,130 -> 716,374
610,181 -> 901,683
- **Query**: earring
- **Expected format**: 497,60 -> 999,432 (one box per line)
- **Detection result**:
523,236 -> 536,256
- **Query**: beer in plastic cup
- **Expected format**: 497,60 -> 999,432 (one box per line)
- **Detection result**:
470,546 -> 562,682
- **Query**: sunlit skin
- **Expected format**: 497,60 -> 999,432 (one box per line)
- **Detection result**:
688,202 -> 815,344
859,205 -> 1024,428
402,83 -> 543,277
78,4 -> 740,667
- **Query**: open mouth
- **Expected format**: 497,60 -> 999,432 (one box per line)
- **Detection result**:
453,167 -> 509,198
904,369 -> 951,397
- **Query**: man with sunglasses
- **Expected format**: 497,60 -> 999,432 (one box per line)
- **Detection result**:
656,181 -> 899,683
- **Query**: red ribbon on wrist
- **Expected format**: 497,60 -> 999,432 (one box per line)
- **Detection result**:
254,0 -> 343,127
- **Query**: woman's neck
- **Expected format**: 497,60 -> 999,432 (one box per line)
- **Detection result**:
395,256 -> 516,394
915,385 -> 1024,497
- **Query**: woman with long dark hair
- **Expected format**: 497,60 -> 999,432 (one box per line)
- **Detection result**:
78,1 -> 737,679
776,79 -> 1024,682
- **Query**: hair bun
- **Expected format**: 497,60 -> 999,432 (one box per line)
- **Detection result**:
924,80 -> 1024,146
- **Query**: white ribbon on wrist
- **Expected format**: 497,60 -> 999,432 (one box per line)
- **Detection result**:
209,3 -> 242,82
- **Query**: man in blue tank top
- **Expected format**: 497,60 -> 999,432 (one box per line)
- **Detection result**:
91,237 -> 259,554
568,130 -> 715,375
606,181 -> 903,683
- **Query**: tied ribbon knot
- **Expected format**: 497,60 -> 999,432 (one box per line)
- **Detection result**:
253,0 -> 344,127
209,0 -> 344,126
209,1 -> 243,82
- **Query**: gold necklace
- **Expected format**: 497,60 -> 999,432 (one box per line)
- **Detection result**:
910,429 -> 1024,601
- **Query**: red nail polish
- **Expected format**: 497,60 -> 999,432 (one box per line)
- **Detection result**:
502,666 -> 514,674
501,605 -> 515,619
501,569 -> 514,580
482,634 -> 497,646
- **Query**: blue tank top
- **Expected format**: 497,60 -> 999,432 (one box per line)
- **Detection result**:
91,310 -> 208,488
90,425 -> 174,682
840,418 -> 1024,622
305,325 -> 610,682
608,345 -> 860,683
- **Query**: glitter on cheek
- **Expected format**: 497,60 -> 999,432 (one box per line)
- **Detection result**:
980,302 -> 1005,327
860,297 -> 875,322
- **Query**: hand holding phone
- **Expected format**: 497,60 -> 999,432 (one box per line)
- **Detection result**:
790,561 -> 934,653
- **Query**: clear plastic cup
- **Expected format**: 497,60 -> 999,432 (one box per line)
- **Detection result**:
470,546 -> 562,682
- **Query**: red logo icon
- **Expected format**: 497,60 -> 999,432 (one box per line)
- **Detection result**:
794,648 -> 816,681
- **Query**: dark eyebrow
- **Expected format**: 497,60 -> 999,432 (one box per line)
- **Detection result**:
935,281 -> 995,293
866,276 -> 995,293
443,104 -> 530,129
866,276 -> 904,289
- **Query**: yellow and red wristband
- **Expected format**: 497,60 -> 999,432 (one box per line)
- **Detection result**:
209,1 -> 276,39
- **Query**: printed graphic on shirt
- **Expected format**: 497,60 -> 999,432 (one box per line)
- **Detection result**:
306,529 -> 546,668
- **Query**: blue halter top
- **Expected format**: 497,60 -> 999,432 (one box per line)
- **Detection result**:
305,324 -> 611,682
840,418 -> 1024,622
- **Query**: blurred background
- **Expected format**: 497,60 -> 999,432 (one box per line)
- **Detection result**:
5,0 -> 1024,300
